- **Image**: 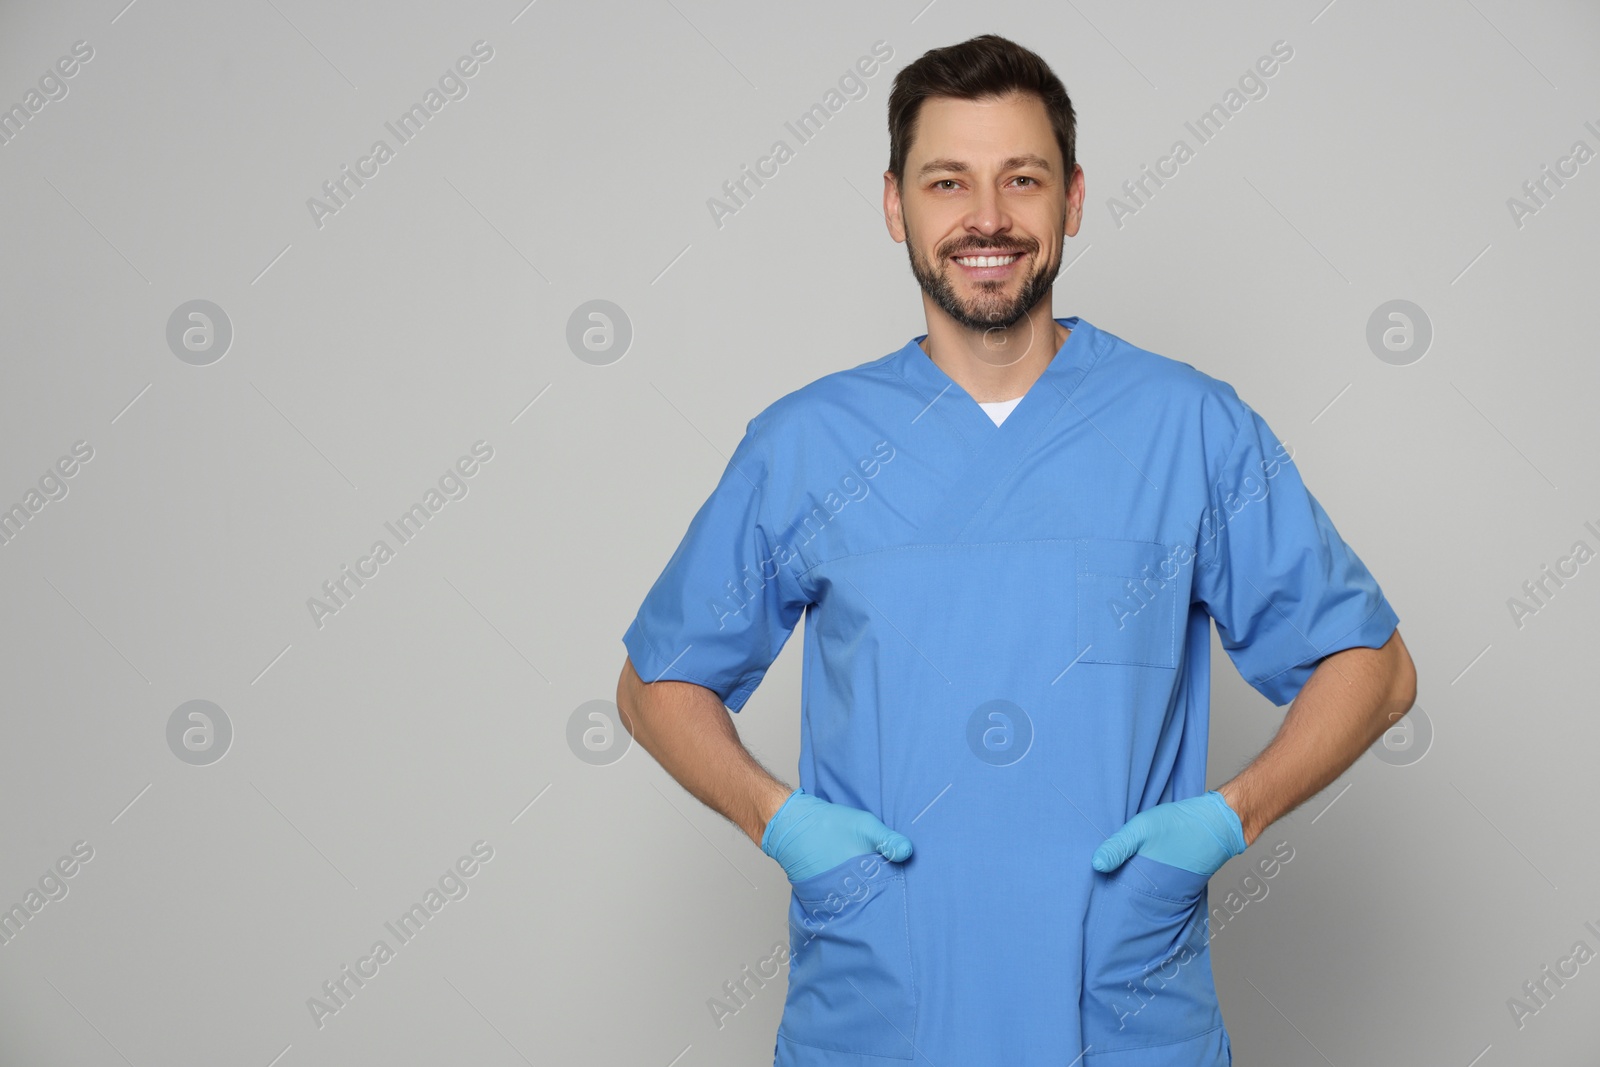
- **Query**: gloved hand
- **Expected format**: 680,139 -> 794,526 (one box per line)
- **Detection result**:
761,787 -> 913,883
1091,790 -> 1247,877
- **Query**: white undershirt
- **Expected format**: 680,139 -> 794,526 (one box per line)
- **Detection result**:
977,396 -> 1024,426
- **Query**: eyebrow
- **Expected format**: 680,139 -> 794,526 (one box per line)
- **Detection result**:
916,154 -> 1054,179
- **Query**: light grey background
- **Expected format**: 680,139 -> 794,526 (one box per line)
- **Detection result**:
1,0 -> 1596,1064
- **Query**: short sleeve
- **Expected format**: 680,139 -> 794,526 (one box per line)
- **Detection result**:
1192,397 -> 1400,706
621,415 -> 810,712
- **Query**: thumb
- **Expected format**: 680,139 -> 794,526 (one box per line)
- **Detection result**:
863,816 -> 914,862
1092,819 -> 1145,873
875,830 -> 914,863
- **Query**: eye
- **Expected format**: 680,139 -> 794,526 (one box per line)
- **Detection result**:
1013,176 -> 1038,188
933,179 -> 959,191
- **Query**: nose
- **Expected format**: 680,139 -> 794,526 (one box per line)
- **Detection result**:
962,180 -> 1012,239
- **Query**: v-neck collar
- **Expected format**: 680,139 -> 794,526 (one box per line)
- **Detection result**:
890,316 -> 1103,542
892,315 -> 1097,448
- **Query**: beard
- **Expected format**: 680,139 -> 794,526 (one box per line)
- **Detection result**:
906,228 -> 1062,333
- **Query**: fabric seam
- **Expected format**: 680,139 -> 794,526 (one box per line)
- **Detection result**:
791,534 -> 1168,585
1196,401 -> 1257,576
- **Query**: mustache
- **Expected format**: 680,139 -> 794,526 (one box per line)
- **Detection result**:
944,242 -> 1035,257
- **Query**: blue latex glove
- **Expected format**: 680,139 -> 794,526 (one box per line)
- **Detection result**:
760,787 -> 913,883
1091,790 -> 1247,877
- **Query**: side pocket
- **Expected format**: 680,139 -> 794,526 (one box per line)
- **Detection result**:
1081,854 -> 1223,1051
1076,538 -> 1182,668
780,852 -> 917,1059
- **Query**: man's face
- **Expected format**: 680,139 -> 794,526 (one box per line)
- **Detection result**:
886,91 -> 1082,334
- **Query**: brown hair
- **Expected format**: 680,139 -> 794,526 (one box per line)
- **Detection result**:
886,34 -> 1076,189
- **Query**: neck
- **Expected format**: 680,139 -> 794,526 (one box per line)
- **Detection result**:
918,306 -> 1068,403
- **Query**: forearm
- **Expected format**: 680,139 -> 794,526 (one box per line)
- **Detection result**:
616,657 -> 794,847
1217,628 -> 1416,846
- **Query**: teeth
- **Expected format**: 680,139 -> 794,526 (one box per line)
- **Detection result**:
955,254 -> 1019,267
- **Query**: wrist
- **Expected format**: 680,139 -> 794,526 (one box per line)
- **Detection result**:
1211,785 -> 1255,850
754,783 -> 800,851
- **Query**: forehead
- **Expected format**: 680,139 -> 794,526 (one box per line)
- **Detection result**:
908,91 -> 1059,169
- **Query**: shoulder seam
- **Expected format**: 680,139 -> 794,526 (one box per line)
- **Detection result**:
1197,391 -> 1254,574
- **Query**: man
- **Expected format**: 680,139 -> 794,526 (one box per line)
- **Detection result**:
617,33 -> 1415,1067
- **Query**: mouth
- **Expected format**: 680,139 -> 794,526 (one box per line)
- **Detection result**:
951,251 -> 1024,278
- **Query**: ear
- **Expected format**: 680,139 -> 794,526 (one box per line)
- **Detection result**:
1063,164 -> 1085,239
883,171 -> 907,243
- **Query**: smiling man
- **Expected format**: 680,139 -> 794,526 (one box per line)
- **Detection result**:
617,33 -> 1415,1067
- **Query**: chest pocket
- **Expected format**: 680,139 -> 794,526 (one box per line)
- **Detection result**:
1076,538 -> 1183,668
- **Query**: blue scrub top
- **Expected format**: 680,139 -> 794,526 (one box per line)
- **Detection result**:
622,317 -> 1399,1067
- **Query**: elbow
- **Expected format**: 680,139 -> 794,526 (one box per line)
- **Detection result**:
1387,636 -> 1417,715
616,658 -> 643,738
